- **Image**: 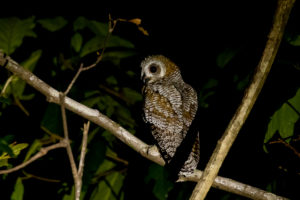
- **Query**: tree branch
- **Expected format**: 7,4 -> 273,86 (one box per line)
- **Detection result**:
0,50 -> 289,199
78,121 -> 90,178
59,92 -> 79,189
190,0 -> 296,199
269,138 -> 300,159
0,140 -> 67,175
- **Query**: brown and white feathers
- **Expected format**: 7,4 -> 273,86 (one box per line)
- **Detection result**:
141,55 -> 199,176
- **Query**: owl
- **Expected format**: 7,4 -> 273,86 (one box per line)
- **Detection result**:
141,55 -> 200,177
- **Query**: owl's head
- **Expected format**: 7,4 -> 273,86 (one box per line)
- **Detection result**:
141,55 -> 181,84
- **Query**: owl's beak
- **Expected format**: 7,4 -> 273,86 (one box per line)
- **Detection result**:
141,73 -> 150,84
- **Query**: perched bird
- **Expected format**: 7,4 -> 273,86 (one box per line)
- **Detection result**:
141,55 -> 200,177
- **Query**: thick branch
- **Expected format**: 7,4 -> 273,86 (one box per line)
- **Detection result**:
0,51 -> 288,199
181,170 -> 288,200
190,0 -> 296,199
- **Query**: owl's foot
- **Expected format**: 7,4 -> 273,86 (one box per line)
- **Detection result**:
146,145 -> 159,156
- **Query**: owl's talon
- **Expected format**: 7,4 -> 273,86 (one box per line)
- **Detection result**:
146,145 -> 158,155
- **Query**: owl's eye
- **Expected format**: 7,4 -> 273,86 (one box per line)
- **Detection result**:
149,64 -> 158,74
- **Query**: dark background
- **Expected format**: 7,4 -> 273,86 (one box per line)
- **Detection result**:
1,0 -> 300,199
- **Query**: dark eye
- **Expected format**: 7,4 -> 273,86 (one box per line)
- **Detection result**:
149,64 -> 158,73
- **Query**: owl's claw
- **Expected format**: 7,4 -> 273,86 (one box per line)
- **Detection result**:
146,145 -> 159,156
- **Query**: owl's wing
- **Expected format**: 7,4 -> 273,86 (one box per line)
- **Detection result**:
178,83 -> 198,138
143,85 -> 184,160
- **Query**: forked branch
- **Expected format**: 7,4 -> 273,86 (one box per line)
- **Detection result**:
190,0 -> 296,199
0,50 -> 288,200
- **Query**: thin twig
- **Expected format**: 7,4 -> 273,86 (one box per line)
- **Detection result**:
41,125 -> 65,141
106,153 -> 129,166
269,138 -> 300,158
64,63 -> 84,95
56,15 -> 120,200
0,75 -> 13,96
0,140 -> 67,175
59,92 -> 82,200
74,121 -> 90,199
22,171 -> 61,183
190,0 -> 296,199
78,121 -> 90,177
81,14 -> 116,71
14,97 -> 30,116
60,93 -> 78,176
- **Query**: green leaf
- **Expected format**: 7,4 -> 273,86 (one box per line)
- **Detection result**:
83,140 -> 106,191
37,16 -> 68,32
80,36 -> 104,57
102,50 -> 136,66
62,186 -> 74,200
286,34 -> 300,46
105,76 -> 118,86
0,136 -> 14,158
62,186 -> 86,200
73,17 -> 108,36
202,78 -> 218,90
198,79 -> 218,108
22,49 -> 43,71
88,20 -> 108,36
76,17 -> 135,58
0,96 -> 12,105
288,88 -> 300,112
2,50 -> 42,99
11,143 -> 28,157
41,104 -> 62,135
0,159 -> 9,168
11,178 -> 24,200
97,95 -> 119,117
90,159 -> 125,200
116,106 -> 135,128
73,17 -> 88,31
0,143 -> 28,160
82,96 -> 101,108
0,17 -> 36,55
264,88 -> 300,144
84,90 -> 100,98
71,33 -> 83,52
216,48 -> 239,68
122,87 -> 142,105
102,131 -> 116,146
145,164 -> 174,200
80,36 -> 135,58
236,74 -> 250,91
108,35 -> 135,49
24,139 -> 42,162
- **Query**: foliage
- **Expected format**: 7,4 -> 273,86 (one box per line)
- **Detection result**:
0,16 -> 140,199
11,178 -> 24,200
0,13 -> 299,200
0,17 -> 36,55
264,88 -> 300,146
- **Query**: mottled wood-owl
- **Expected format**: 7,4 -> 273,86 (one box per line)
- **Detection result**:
141,55 -> 200,177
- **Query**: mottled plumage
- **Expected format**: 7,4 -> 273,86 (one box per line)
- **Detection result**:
141,55 -> 199,176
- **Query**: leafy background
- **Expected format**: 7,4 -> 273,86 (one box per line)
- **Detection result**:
0,1 -> 300,199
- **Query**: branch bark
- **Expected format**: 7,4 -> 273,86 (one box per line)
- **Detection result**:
0,50 -> 289,199
190,0 -> 296,199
